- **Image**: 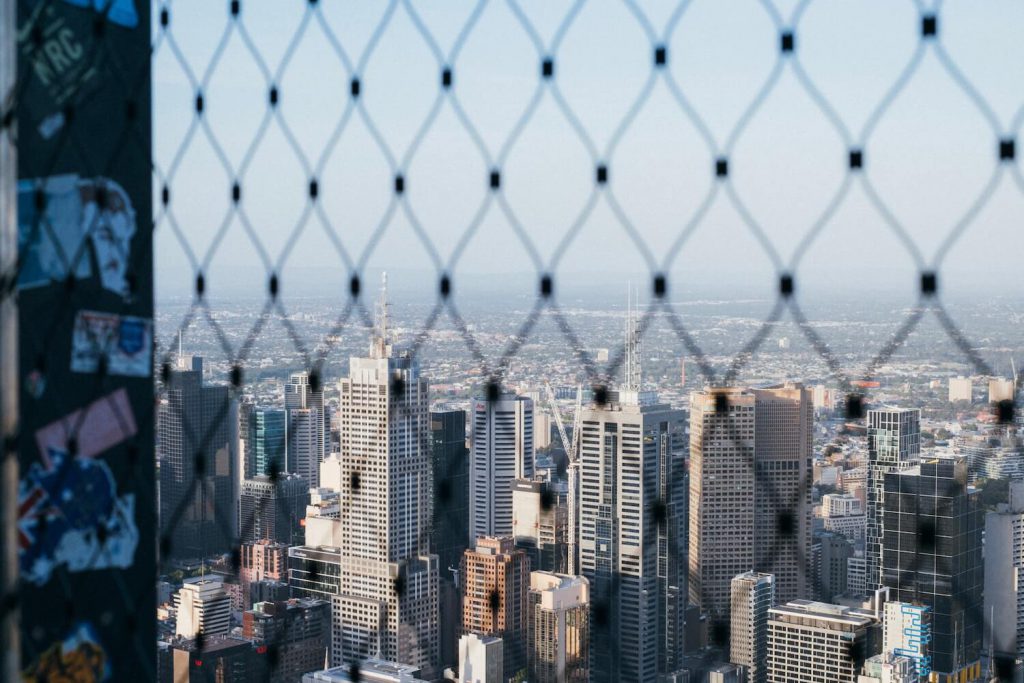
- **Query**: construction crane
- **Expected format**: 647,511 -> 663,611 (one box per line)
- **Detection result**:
544,382 -> 582,574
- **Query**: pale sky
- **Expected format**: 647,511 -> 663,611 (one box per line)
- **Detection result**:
153,0 -> 1024,307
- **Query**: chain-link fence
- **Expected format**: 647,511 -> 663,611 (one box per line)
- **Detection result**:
3,0 -> 1024,681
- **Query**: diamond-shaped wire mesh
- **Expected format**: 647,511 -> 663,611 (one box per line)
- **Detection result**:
3,0 -> 1024,681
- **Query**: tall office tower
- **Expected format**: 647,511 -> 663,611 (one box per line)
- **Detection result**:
332,274 -> 439,678
765,600 -> 877,683
239,473 -> 309,545
470,393 -> 535,540
513,478 -> 569,574
287,371 -> 325,488
527,571 -> 589,683
689,388 -> 756,620
459,634 -> 504,683
247,406 -> 287,478
240,540 -> 288,608
578,384 -> 686,680
159,355 -> 238,559
814,531 -> 853,602
461,536 -> 530,682
865,408 -> 920,594
882,601 -> 932,680
243,599 -> 331,683
729,572 -> 774,683
882,456 -> 983,683
984,479 -> 1024,669
751,383 -> 813,604
175,579 -> 232,639
431,409 -> 469,672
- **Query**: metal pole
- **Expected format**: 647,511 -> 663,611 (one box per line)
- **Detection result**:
0,0 -> 20,677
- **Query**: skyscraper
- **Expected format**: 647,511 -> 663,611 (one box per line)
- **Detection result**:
240,539 -> 288,609
527,571 -> 589,683
287,371 -> 325,488
751,383 -> 813,603
983,479 -> 1024,669
332,274 -> 439,678
865,408 -> 920,594
689,383 -> 813,622
578,327 -> 686,682
247,406 -> 286,478
470,393 -> 535,540
430,409 -> 469,672
729,572 -> 774,683
159,355 -> 238,560
238,473 -> 309,545
882,456 -> 983,683
461,536 -> 530,683
689,388 -> 756,621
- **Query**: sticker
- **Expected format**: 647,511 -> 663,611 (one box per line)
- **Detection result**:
60,0 -> 139,28
18,448 -> 139,586
34,388 -> 137,469
22,622 -> 111,682
71,310 -> 152,377
17,175 -> 137,299
17,3 -> 100,108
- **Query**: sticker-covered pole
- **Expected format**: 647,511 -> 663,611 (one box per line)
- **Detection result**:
0,0 -> 20,676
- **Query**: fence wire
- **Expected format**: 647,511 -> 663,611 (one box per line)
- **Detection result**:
3,0 -> 1024,681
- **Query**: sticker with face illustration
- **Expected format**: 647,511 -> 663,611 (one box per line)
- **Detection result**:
17,175 -> 137,299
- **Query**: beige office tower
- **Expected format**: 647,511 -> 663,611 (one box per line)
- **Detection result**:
332,274 -> 439,678
689,384 -> 813,622
461,537 -> 530,683
765,600 -> 877,683
528,571 -> 589,683
730,572 -> 774,683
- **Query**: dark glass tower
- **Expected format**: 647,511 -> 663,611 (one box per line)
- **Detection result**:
430,408 -> 468,671
158,356 -> 237,560
882,456 -> 983,682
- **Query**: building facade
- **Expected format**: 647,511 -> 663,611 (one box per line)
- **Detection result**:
865,408 -> 920,595
239,473 -> 309,545
175,579 -> 231,639
882,456 -> 983,683
729,572 -> 774,683
766,600 -> 877,683
243,599 -> 330,683
159,355 -> 238,559
332,276 -> 439,678
579,394 -> 686,682
286,371 -> 325,488
247,406 -> 286,478
528,571 -> 589,683
461,536 -> 530,682
470,394 -> 535,540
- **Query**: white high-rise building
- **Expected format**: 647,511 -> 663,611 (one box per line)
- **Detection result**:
730,572 -> 774,683
865,408 -> 919,594
470,393 -> 534,540
332,274 -> 439,678
990,377 -> 1016,403
578,296 -> 687,683
459,634 -> 504,683
287,371 -> 325,487
882,601 -> 931,680
984,479 -> 1024,665
766,600 -> 877,683
174,579 -> 231,639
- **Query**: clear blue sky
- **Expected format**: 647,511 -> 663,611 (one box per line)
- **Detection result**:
153,0 -> 1024,308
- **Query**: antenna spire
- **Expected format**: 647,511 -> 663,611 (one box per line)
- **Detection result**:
371,272 -> 391,358
624,284 -> 641,392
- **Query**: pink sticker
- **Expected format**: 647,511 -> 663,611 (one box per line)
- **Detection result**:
34,388 -> 137,467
